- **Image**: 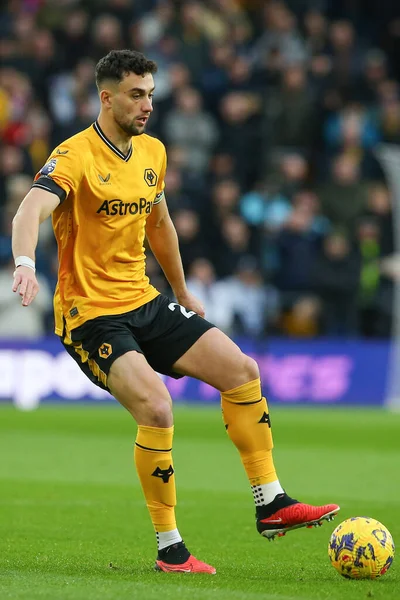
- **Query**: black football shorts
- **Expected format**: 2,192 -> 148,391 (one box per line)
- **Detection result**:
60,294 -> 215,391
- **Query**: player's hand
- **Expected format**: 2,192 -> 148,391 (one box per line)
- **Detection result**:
176,290 -> 205,318
12,266 -> 39,307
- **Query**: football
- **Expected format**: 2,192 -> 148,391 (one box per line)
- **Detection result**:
328,517 -> 395,579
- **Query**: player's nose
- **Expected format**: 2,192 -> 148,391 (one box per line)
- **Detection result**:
142,97 -> 153,113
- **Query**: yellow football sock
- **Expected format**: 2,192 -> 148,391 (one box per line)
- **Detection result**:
221,378 -> 278,486
134,425 -> 177,533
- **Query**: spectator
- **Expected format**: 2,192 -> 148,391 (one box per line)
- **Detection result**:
225,255 -> 280,337
273,152 -> 309,197
292,190 -> 331,235
357,49 -> 389,106
323,104 -> 382,179
379,82 -> 400,144
201,42 -> 233,112
49,58 -> 99,130
218,91 -> 262,187
252,2 -> 308,70
264,64 -> 316,156
58,8 -> 90,71
318,154 -> 368,235
172,209 -> 210,273
186,257 -> 235,334
313,232 -> 360,336
357,217 -> 393,338
240,183 -> 291,231
207,177 -> 242,252
137,0 -> 175,51
328,20 -> 364,93
163,86 -> 218,174
363,183 -> 394,257
187,255 -> 279,338
172,2 -> 210,85
162,165 -> 191,214
208,152 -> 237,186
89,14 -> 125,61
275,205 -> 323,299
303,10 -> 329,57
280,295 -> 321,338
213,214 -> 255,278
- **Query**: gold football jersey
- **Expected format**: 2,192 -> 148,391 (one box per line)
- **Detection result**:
33,121 -> 165,336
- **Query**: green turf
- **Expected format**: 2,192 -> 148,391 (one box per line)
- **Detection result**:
0,403 -> 398,600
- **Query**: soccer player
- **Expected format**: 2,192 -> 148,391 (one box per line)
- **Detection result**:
11,50 -> 339,574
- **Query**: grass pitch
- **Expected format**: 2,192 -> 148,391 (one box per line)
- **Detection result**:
0,403 -> 398,600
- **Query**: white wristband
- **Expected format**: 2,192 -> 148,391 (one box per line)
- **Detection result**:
15,256 -> 36,272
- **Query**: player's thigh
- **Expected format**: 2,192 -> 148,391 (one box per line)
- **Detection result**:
172,327 -> 259,391
108,351 -> 173,427
64,313 -> 172,426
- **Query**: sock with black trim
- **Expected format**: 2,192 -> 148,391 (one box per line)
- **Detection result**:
134,425 -> 181,542
221,378 -> 284,505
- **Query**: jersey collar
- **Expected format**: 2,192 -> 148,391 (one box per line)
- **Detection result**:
93,121 -> 133,162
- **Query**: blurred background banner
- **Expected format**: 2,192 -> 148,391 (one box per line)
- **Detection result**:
0,338 -> 389,408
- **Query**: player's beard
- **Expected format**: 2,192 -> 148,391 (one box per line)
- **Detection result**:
114,114 -> 145,137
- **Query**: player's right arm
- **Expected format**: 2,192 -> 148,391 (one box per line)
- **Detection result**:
12,142 -> 84,306
11,188 -> 60,306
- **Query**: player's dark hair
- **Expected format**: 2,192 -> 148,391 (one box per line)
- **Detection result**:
95,50 -> 158,89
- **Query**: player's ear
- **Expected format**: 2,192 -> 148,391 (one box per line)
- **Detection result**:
100,88 -> 113,108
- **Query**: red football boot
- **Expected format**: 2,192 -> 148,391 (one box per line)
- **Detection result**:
257,494 -> 340,540
154,541 -> 216,574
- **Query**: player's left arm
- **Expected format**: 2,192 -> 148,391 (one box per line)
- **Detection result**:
145,197 -> 205,317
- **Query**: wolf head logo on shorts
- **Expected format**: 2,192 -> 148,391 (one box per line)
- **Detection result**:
99,343 -> 112,358
40,158 -> 57,176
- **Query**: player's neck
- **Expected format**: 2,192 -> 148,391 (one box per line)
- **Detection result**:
96,114 -> 132,156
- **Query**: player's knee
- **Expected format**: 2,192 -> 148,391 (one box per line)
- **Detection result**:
223,353 -> 260,390
240,354 -> 260,384
115,383 -> 173,427
134,391 -> 173,428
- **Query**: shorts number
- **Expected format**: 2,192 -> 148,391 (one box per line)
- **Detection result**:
168,302 -> 196,319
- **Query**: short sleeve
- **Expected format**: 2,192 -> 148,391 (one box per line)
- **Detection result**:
32,145 -> 84,203
153,148 -> 167,205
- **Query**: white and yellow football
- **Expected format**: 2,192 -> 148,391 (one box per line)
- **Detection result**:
328,517 -> 395,579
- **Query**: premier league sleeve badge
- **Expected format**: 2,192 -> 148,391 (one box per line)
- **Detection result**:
39,158 -> 58,176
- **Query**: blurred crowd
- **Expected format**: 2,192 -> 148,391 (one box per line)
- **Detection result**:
1,0 -> 400,339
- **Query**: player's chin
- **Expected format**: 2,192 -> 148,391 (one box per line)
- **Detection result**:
130,125 -> 145,136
